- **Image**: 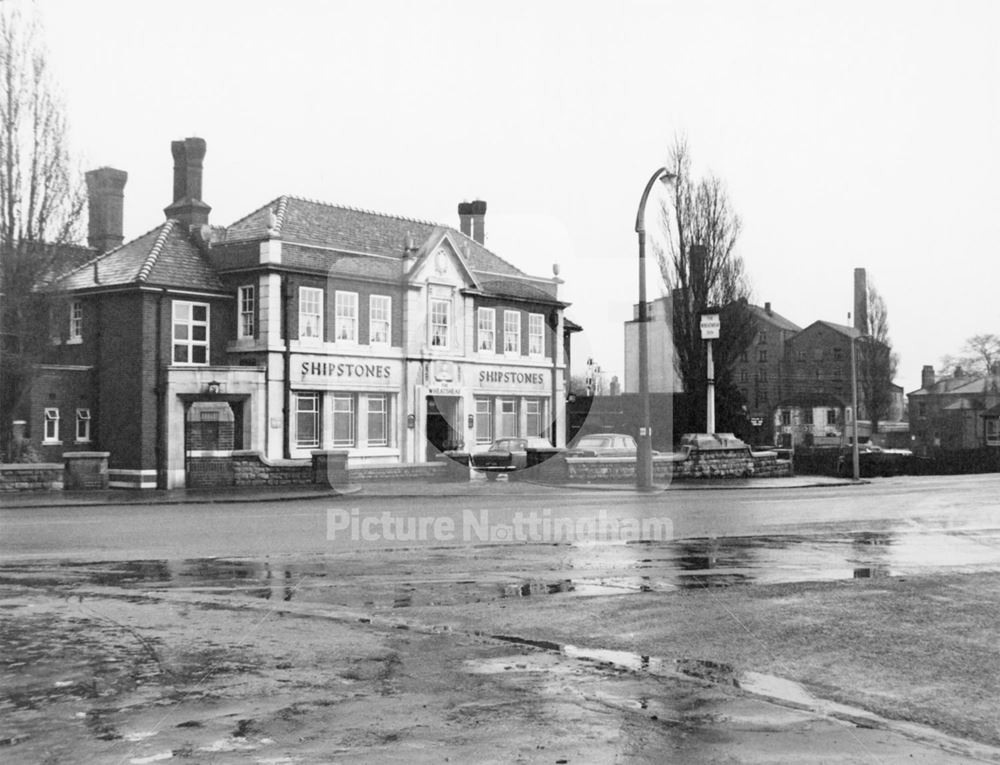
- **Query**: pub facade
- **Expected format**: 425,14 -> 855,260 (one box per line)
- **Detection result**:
30,138 -> 572,488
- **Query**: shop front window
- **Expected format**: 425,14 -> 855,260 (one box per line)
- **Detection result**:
333,394 -> 355,447
498,398 -> 517,438
367,395 -> 387,446
295,394 -> 319,448
525,399 -> 543,437
475,397 -> 493,444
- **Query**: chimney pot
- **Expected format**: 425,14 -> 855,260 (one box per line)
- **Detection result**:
85,167 -> 128,254
164,137 -> 211,228
854,268 -> 868,333
921,364 -> 935,389
458,199 -> 487,244
764,301 -> 772,315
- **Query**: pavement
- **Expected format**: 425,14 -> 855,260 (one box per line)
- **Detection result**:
0,474 -> 858,509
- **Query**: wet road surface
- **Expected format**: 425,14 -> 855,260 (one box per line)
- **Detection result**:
3,475 -> 1000,762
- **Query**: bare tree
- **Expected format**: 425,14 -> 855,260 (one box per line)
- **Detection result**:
857,282 -> 899,433
939,334 -> 1000,377
654,137 -> 756,433
1,4 -> 86,451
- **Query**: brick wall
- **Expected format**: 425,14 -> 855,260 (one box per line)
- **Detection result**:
540,449 -> 793,483
0,464 -> 64,492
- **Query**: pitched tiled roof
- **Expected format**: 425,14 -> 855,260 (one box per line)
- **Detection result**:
224,196 -> 532,281
746,304 -> 801,333
815,320 -> 861,338
53,220 -> 225,292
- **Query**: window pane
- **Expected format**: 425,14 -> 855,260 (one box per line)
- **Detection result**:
333,395 -> 355,446
191,346 -> 207,364
367,395 -> 387,446
173,345 -> 188,363
192,305 -> 207,321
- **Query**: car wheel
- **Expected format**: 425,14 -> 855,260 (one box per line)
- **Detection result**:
485,472 -> 499,482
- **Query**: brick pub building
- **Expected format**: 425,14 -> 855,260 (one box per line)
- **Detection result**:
26,138 -> 571,488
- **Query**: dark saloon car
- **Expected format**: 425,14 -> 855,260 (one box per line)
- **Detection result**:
470,437 -> 556,480
564,433 -> 643,458
837,443 -> 913,477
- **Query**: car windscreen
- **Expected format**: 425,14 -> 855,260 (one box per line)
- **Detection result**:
576,437 -> 612,448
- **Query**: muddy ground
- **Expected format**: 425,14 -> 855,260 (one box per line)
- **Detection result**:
4,557 -> 1000,764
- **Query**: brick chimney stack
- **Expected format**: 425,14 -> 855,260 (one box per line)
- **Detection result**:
85,167 -> 127,253
854,268 -> 868,333
163,137 -> 211,229
458,200 -> 487,244
921,365 -> 935,389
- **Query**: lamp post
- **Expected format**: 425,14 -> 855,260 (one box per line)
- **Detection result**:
849,331 -> 871,481
634,167 -> 676,490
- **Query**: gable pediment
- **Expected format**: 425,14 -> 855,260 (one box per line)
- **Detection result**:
408,232 -> 478,288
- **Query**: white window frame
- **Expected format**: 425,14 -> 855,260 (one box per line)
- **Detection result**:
335,290 -> 358,343
503,310 -> 520,355
295,393 -> 320,449
430,297 -> 450,349
366,394 -> 388,447
475,397 -> 494,444
333,393 -> 356,447
238,285 -> 255,338
69,300 -> 83,342
298,286 -> 323,342
528,313 -> 545,357
172,301 -> 210,365
43,408 -> 60,444
498,397 -> 517,438
369,294 -> 391,345
525,398 -> 543,437
477,308 -> 495,352
986,418 -> 999,446
827,409 -> 838,426
75,408 -> 91,442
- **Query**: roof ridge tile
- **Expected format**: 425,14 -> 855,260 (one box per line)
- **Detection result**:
137,220 -> 176,283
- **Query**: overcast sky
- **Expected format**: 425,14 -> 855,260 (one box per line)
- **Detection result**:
37,0 -> 1000,394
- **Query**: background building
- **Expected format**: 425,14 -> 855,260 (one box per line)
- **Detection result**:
908,364 -> 1000,452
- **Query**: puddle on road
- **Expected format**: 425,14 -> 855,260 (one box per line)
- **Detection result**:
5,528 -> 1000,615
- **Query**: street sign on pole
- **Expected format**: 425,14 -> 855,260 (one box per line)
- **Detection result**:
700,314 -> 720,339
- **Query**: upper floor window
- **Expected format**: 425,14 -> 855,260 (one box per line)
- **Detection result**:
827,409 -> 838,425
528,313 -> 545,356
369,295 -> 391,345
173,301 -> 209,364
758,330 -> 768,345
478,308 -> 495,352
69,301 -> 83,341
986,418 -> 999,446
238,285 -> 255,338
758,349 -> 768,363
335,291 -> 358,342
298,287 -> 323,341
780,409 -> 791,426
798,350 -> 807,362
430,298 -> 450,348
503,310 -> 520,354
43,408 -> 60,443
833,347 -> 843,362
75,408 -> 91,442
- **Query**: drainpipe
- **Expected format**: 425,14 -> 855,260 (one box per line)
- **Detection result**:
156,290 -> 167,488
282,275 -> 292,460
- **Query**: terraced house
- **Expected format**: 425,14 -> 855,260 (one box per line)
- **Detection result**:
27,138 -> 572,488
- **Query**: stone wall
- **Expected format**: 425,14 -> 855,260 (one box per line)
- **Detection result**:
232,451 -> 312,486
348,463 -> 447,483
540,448 -> 793,483
0,463 -> 64,492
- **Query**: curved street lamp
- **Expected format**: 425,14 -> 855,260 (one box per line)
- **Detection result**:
634,167 -> 676,490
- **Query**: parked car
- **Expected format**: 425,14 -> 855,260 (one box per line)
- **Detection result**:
564,433 -> 646,458
837,444 -> 913,477
470,437 -> 557,480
